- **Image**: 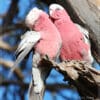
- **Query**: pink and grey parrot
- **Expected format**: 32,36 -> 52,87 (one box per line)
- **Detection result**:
49,4 -> 93,64
12,7 -> 62,100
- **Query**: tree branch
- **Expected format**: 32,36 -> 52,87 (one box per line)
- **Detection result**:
2,0 -> 19,26
39,56 -> 100,99
0,22 -> 27,34
0,79 -> 72,92
0,58 -> 23,81
0,39 -> 17,52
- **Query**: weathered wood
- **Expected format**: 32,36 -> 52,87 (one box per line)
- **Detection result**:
56,0 -> 100,63
40,56 -> 100,99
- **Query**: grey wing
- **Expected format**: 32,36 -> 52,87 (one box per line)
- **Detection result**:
75,23 -> 90,45
9,31 -> 41,76
75,24 -> 94,64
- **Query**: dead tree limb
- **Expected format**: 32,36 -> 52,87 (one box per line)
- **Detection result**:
0,58 -> 23,81
2,0 -> 19,26
0,79 -> 71,93
0,39 -> 17,52
39,56 -> 100,99
0,22 -> 27,34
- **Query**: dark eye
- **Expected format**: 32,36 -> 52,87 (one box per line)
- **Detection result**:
56,8 -> 61,11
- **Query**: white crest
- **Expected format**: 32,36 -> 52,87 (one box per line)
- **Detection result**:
25,7 -> 42,28
49,4 -> 64,16
9,31 -> 41,75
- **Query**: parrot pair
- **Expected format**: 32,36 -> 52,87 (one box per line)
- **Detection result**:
11,4 -> 94,100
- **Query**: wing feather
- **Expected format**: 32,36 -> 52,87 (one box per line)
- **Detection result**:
9,31 -> 41,76
75,24 -> 90,45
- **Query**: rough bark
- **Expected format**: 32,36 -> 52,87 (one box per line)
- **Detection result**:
39,56 -> 100,99
0,39 -> 17,52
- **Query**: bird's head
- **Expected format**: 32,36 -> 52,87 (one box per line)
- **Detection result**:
49,4 -> 70,21
25,7 -> 42,29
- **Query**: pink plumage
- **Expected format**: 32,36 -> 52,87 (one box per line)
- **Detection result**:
49,4 -> 93,63
13,7 -> 62,100
25,7 -> 62,100
26,8 -> 62,59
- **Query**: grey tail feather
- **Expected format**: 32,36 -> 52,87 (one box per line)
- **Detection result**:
28,81 -> 45,100
8,46 -> 33,78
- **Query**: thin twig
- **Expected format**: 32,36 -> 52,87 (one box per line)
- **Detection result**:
0,40 -> 17,52
0,58 -> 23,80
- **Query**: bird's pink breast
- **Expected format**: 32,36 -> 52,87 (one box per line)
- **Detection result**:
33,13 -> 62,59
54,18 -> 89,61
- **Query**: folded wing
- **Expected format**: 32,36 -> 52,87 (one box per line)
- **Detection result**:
10,31 -> 41,75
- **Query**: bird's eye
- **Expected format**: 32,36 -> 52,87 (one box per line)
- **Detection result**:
56,8 -> 61,11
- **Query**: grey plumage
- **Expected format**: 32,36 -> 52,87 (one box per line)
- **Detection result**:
28,80 -> 45,100
75,24 -> 94,64
28,52 -> 52,100
9,31 -> 41,77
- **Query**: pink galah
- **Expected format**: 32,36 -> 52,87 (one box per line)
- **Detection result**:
49,4 -> 93,64
23,7 -> 61,100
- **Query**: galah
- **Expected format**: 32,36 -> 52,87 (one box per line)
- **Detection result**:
49,4 -> 93,64
12,7 -> 62,100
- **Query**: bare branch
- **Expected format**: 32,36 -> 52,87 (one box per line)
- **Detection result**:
2,0 -> 19,26
0,22 -> 27,34
0,39 -> 17,52
0,80 -> 28,89
39,56 -> 100,99
0,58 -> 23,80
46,83 -> 74,92
0,79 -> 73,92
